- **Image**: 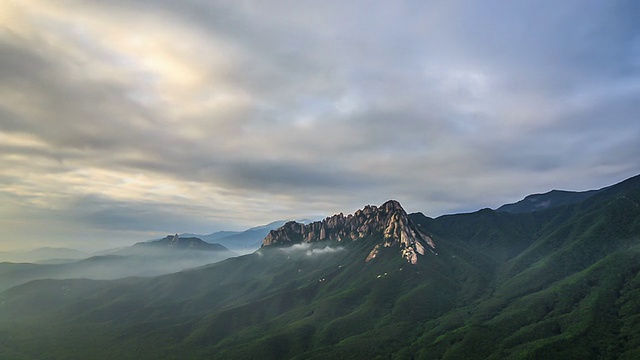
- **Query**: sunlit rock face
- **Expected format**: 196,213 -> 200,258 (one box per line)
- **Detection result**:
262,200 -> 435,264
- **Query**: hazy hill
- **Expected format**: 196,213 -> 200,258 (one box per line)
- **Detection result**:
133,234 -> 230,252
0,174 -> 638,359
0,247 -> 89,264
0,235 -> 236,292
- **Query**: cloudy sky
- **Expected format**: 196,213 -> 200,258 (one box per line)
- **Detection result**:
1,0 -> 638,251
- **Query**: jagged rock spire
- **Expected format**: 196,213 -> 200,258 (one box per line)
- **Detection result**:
262,200 -> 435,264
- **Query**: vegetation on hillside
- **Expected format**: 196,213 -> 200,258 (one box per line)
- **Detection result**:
0,175 -> 639,359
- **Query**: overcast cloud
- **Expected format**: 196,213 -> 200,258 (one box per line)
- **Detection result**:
1,0 -> 638,251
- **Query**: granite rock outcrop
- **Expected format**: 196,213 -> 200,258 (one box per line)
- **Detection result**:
262,200 -> 435,264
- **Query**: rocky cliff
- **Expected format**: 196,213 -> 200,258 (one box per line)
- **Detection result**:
262,200 -> 435,264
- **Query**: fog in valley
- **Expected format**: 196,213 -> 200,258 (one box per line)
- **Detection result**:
0,241 -> 239,292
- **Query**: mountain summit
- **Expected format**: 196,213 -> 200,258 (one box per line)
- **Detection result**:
134,234 -> 230,252
262,200 -> 436,264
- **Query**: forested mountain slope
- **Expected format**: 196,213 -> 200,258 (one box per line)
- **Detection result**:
0,174 -> 638,359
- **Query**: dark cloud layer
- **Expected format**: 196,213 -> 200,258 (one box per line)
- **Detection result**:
1,0 -> 638,251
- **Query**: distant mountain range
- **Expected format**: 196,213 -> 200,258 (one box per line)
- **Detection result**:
0,220 -> 304,292
0,247 -> 89,264
181,219 -> 313,253
135,234 -> 230,252
0,235 -> 236,292
0,173 -> 639,359
0,220 -> 293,265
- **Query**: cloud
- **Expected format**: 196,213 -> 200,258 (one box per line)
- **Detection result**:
278,243 -> 345,257
305,246 -> 345,257
1,0 -> 639,250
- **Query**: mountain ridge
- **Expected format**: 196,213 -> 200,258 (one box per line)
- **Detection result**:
263,200 -> 436,264
134,234 -> 230,252
0,235 -> 238,292
0,173 -> 639,359
496,188 -> 604,214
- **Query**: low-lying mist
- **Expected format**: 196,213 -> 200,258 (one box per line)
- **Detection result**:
277,242 -> 346,257
0,247 -> 237,292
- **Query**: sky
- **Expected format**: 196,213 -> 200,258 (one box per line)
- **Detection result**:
1,0 -> 639,251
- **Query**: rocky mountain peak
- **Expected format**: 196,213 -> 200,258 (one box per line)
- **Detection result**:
262,200 -> 435,264
170,234 -> 180,245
